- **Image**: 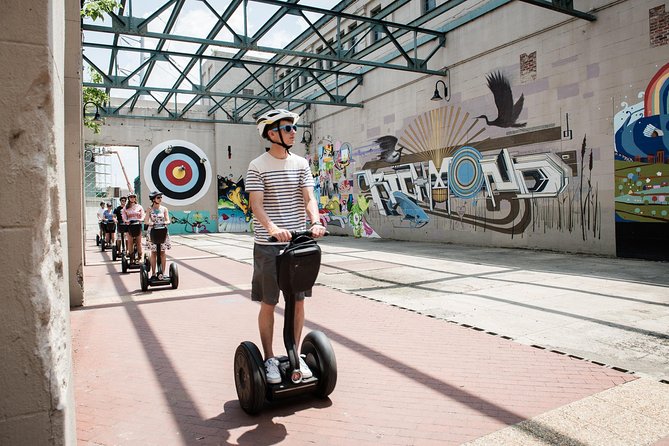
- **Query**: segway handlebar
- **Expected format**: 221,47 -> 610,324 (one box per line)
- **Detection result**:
267,229 -> 329,243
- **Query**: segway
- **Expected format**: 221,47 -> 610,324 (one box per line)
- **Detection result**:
234,230 -> 336,415
96,221 -> 106,246
101,220 -> 116,252
121,221 -> 149,273
112,222 -> 128,262
139,223 -> 178,291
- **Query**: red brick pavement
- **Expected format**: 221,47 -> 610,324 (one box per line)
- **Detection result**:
655,435 -> 669,446
72,239 -> 636,445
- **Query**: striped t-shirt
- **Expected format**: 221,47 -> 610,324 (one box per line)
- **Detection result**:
245,152 -> 314,245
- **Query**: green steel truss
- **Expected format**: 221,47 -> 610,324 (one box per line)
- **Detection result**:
81,0 -> 595,125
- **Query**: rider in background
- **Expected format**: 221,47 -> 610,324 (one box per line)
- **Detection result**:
113,196 -> 126,227
102,202 -> 116,245
96,201 -> 105,242
121,192 -> 145,262
144,191 -> 171,280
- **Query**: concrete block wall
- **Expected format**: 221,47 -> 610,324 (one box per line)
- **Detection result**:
85,111 -> 220,218
0,0 -> 77,444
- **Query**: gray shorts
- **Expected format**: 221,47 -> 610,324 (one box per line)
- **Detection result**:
251,244 -> 311,305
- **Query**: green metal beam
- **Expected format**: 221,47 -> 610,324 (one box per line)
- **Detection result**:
83,23 -> 446,76
198,0 -> 360,117
128,0 -> 186,110
83,81 -> 364,108
155,0 -> 246,114
83,0 -> 593,126
518,0 -> 596,21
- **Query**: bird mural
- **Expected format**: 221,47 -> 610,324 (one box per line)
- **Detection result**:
391,191 -> 429,228
476,71 -> 526,128
375,135 -> 404,163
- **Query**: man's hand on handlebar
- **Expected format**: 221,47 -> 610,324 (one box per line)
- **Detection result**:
310,223 -> 326,238
268,226 -> 292,243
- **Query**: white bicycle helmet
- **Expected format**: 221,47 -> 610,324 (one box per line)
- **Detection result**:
256,109 -> 300,139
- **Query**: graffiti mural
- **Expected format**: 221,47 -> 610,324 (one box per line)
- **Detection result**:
168,210 -> 216,235
313,137 -> 379,237
312,71 -> 607,243
614,62 -> 669,259
217,176 -> 252,233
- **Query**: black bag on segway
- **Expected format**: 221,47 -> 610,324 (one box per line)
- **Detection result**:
277,235 -> 321,293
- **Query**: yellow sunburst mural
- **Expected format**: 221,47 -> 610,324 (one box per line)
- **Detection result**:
399,105 -> 487,169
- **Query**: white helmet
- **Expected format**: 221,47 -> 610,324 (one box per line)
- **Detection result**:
256,109 -> 300,139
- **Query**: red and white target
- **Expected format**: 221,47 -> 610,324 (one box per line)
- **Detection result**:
144,140 -> 212,206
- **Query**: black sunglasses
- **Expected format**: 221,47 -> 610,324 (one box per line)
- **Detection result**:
274,124 -> 297,133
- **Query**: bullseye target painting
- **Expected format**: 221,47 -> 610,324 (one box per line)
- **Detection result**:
143,140 -> 212,206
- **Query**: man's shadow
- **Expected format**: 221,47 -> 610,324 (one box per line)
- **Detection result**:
203,397 -> 332,446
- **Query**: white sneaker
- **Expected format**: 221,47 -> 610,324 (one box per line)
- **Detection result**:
299,356 -> 313,379
264,357 -> 281,384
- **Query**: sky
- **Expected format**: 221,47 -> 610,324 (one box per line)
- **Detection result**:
83,0 -> 342,101
106,146 -> 140,189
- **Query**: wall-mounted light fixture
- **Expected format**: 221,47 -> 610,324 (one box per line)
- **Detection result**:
431,72 -> 450,102
83,101 -> 103,124
300,130 -> 312,145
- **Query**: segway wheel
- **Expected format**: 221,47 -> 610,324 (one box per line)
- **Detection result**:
121,255 -> 128,273
234,342 -> 266,415
101,240 -> 106,252
301,331 -> 337,398
140,265 -> 149,292
169,263 -> 179,289
96,234 -> 100,246
112,245 -> 117,261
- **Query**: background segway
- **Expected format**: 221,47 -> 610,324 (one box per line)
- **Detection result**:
169,263 -> 179,289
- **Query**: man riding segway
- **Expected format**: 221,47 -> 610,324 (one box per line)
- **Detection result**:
233,109 -> 335,414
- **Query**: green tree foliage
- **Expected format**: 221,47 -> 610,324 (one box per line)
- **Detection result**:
81,0 -> 120,21
81,0 -> 119,133
83,69 -> 108,134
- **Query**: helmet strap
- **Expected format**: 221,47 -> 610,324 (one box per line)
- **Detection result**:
277,131 -> 292,151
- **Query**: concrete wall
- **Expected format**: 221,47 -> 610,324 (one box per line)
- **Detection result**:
65,0 -> 84,306
0,0 -> 77,444
85,109 -> 220,218
84,102 -> 265,235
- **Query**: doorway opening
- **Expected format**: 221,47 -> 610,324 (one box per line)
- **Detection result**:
83,145 -> 140,241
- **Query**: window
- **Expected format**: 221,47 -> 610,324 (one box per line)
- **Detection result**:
422,0 -> 436,13
370,6 -> 383,43
325,38 -> 335,69
346,23 -> 358,54
316,45 -> 325,70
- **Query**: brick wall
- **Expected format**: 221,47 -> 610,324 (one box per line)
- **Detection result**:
650,5 -> 669,47
520,51 -> 537,82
